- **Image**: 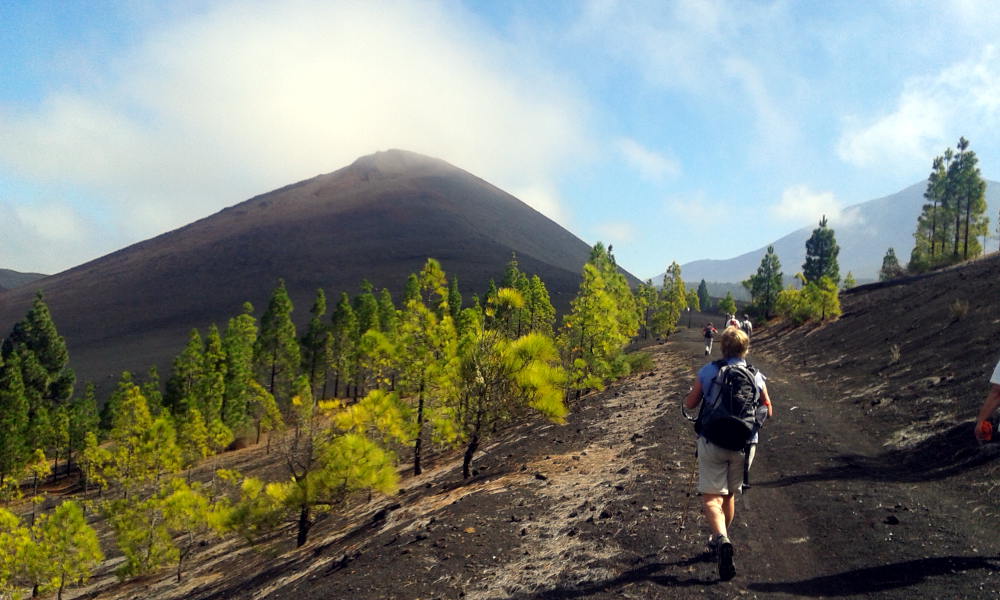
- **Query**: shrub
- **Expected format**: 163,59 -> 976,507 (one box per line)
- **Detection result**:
950,299 -> 970,321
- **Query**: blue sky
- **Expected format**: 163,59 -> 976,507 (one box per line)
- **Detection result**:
2,0 -> 999,280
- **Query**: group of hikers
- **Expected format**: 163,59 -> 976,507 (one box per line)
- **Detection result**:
684,311 -> 1000,582
701,314 -> 751,356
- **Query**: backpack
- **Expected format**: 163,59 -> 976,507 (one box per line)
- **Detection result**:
695,360 -> 761,451
703,327 -> 715,339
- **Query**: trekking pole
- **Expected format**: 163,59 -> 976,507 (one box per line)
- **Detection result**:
742,445 -> 751,492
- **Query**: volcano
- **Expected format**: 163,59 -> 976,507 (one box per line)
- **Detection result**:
0,149 -> 633,388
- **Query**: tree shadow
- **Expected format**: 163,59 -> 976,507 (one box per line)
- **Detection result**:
748,555 -> 1000,596
759,422 -> 1000,487
499,554 -> 719,599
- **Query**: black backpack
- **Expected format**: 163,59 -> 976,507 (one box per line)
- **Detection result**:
695,360 -> 761,451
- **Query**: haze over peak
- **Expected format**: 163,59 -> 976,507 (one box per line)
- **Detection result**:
0,151 -> 624,389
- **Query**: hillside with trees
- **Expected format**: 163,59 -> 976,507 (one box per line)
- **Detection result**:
0,150 -> 638,393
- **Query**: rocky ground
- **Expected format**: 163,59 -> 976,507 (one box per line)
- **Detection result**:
70,302 -> 1000,599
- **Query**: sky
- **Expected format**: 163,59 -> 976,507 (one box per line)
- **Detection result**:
2,0 -> 1000,281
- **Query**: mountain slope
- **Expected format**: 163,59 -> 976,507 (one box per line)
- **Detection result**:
0,268 -> 47,290
0,149 -> 627,388
677,180 -> 1000,284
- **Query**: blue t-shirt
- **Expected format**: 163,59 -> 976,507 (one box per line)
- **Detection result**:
697,357 -> 767,444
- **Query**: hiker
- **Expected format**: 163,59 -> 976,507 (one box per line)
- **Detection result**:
741,315 -> 753,338
974,357 -> 1000,442
683,326 -> 772,581
703,323 -> 718,356
726,314 -> 741,330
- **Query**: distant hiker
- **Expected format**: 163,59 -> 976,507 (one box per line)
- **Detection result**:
727,314 -> 741,330
703,323 -> 718,356
683,326 -> 772,581
741,316 -> 753,338
974,357 -> 1000,442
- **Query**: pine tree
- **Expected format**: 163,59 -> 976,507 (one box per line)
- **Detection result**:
107,384 -> 182,498
164,329 -> 204,417
141,367 -> 164,417
330,293 -> 358,399
447,276 -> 463,325
159,479 -> 225,582
222,302 -> 258,433
67,383 -> 99,476
395,259 -> 460,475
456,329 -> 566,478
651,262 -> 685,336
634,280 -> 657,340
1,291 -> 75,410
377,288 -> 399,338
880,247 -> 904,281
254,279 -> 301,409
743,245 -> 783,318
108,495 -> 177,579
803,216 -> 840,284
195,323 -> 231,428
30,500 -> 103,600
268,376 -> 398,546
300,289 -> 332,399
842,271 -> 856,290
0,353 -> 30,492
559,260 -> 629,395
697,279 -> 711,311
719,292 -> 737,316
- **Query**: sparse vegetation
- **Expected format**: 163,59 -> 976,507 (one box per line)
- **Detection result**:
889,343 -> 901,364
949,299 -> 970,321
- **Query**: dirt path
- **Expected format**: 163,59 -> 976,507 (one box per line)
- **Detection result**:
76,320 -> 1000,600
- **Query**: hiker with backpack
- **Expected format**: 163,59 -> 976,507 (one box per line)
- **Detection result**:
741,315 -> 753,338
683,326 -> 772,581
726,314 -> 741,330
703,323 -> 718,356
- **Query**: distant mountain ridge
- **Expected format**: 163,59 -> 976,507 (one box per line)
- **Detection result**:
0,149 -> 633,389
674,180 -> 1000,285
0,268 -> 47,291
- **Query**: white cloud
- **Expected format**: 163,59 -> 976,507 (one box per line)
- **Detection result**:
573,1 -> 798,158
615,138 -> 680,182
509,184 -> 570,225
0,199 -> 99,274
0,0 -> 591,271
594,221 -> 636,243
770,185 -> 861,228
14,202 -> 86,242
837,45 -> 1000,168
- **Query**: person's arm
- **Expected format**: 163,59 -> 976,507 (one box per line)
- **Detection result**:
760,381 -> 773,418
684,378 -> 703,410
975,384 -> 1000,441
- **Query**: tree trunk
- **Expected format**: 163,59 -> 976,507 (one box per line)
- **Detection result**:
296,505 -> 312,547
462,432 -> 480,479
964,199 -> 972,259
414,382 -> 425,476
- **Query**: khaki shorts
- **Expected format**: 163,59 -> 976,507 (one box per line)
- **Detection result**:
697,437 -> 756,495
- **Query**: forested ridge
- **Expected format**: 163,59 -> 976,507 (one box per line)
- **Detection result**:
0,244 -> 692,599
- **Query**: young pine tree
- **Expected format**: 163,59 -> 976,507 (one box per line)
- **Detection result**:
744,245 -> 783,318
803,216 -> 840,284
254,279 -> 301,410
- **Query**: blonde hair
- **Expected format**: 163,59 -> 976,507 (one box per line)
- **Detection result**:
721,326 -> 749,359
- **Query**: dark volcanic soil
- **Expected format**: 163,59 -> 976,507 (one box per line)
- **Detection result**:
75,307 -> 1000,600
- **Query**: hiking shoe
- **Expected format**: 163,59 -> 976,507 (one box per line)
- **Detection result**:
706,534 -> 720,557
717,535 -> 735,581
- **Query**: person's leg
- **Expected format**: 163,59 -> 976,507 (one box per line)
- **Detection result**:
702,494 -> 727,536
721,493 -> 735,529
